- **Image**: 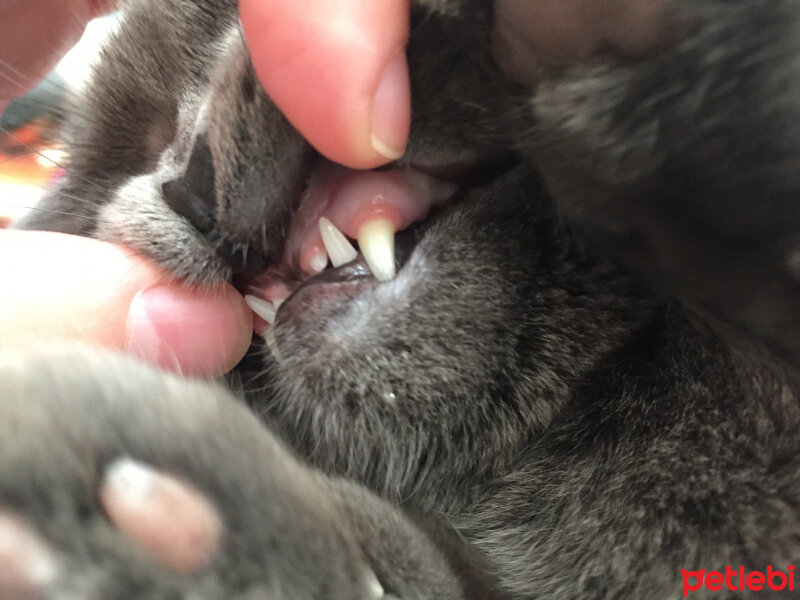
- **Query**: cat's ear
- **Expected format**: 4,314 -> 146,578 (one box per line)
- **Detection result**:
491,0 -> 676,85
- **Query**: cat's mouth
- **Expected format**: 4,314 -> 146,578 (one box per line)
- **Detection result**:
238,155 -> 514,351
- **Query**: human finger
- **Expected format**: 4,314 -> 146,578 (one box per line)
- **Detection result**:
240,0 -> 411,170
0,230 -> 252,377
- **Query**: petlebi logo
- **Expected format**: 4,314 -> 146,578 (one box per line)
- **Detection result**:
681,565 -> 795,596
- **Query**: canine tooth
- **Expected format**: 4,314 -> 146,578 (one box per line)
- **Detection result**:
263,328 -> 282,364
309,248 -> 328,273
363,570 -> 384,599
357,218 -> 396,282
319,217 -> 358,267
244,295 -> 276,324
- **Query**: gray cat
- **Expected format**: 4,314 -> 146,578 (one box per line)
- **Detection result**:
6,0 -> 800,598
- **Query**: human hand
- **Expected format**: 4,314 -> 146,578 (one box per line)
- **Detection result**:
0,230 -> 249,586
2,0 -> 671,166
239,0 -> 673,170
239,0 -> 412,170
0,0 -> 117,113
0,230 -> 252,377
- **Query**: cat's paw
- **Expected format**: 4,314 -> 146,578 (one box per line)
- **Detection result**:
0,346 -> 462,600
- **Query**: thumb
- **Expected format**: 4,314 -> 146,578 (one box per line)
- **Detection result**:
0,231 -> 252,377
240,0 -> 411,170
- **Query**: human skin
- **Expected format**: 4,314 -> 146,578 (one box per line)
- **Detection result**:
239,0 -> 671,167
0,231 -> 252,377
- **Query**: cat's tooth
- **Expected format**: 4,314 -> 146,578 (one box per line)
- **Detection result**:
319,217 -> 358,267
244,295 -> 276,324
308,248 -> 328,274
363,570 -> 384,599
357,218 -> 396,282
263,327 -> 282,364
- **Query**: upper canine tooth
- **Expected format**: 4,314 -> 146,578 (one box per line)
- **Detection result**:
244,295 -> 277,324
319,217 -> 358,267
357,218 -> 396,282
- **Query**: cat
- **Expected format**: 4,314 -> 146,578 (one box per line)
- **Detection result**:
5,0 -> 800,598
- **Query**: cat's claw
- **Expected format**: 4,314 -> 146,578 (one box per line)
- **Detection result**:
100,457 -> 223,574
0,460 -> 222,600
0,512 -> 58,599
0,347 -> 462,600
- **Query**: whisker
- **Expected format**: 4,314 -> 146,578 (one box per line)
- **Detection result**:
0,124 -> 60,153
0,154 -> 23,167
0,60 -> 34,97
45,188 -> 104,209
10,205 -> 110,224
0,126 -> 136,201
0,98 -> 66,115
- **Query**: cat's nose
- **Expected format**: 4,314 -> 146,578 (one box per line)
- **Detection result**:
161,136 -> 268,274
161,137 -> 217,235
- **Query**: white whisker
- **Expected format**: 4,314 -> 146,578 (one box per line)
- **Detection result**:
10,205 -> 109,224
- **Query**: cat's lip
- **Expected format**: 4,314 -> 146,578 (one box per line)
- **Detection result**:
281,159 -> 457,276
407,152 -> 520,186
244,225 -> 425,358
274,153 -> 518,279
240,220 -> 424,340
238,162 -> 457,336
239,156 -> 518,346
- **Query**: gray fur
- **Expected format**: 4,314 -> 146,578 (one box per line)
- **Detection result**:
9,0 -> 800,598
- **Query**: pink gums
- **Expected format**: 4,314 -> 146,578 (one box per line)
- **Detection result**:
250,159 -> 455,313
287,160 -> 455,274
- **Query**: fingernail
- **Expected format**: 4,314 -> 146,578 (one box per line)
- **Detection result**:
104,456 -> 155,503
125,285 -> 250,377
125,287 -> 181,373
370,52 -> 409,161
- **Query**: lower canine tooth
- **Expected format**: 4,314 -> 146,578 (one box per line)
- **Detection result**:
263,328 -> 282,364
319,217 -> 358,267
357,218 -> 396,282
244,295 -> 277,324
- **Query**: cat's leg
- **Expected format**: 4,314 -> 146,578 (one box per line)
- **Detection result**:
0,346 -> 466,600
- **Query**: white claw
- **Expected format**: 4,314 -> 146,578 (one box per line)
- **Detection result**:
0,513 -> 58,592
244,295 -> 277,324
104,456 -> 155,501
319,217 -> 358,267
357,218 -> 396,282
363,569 -> 385,600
